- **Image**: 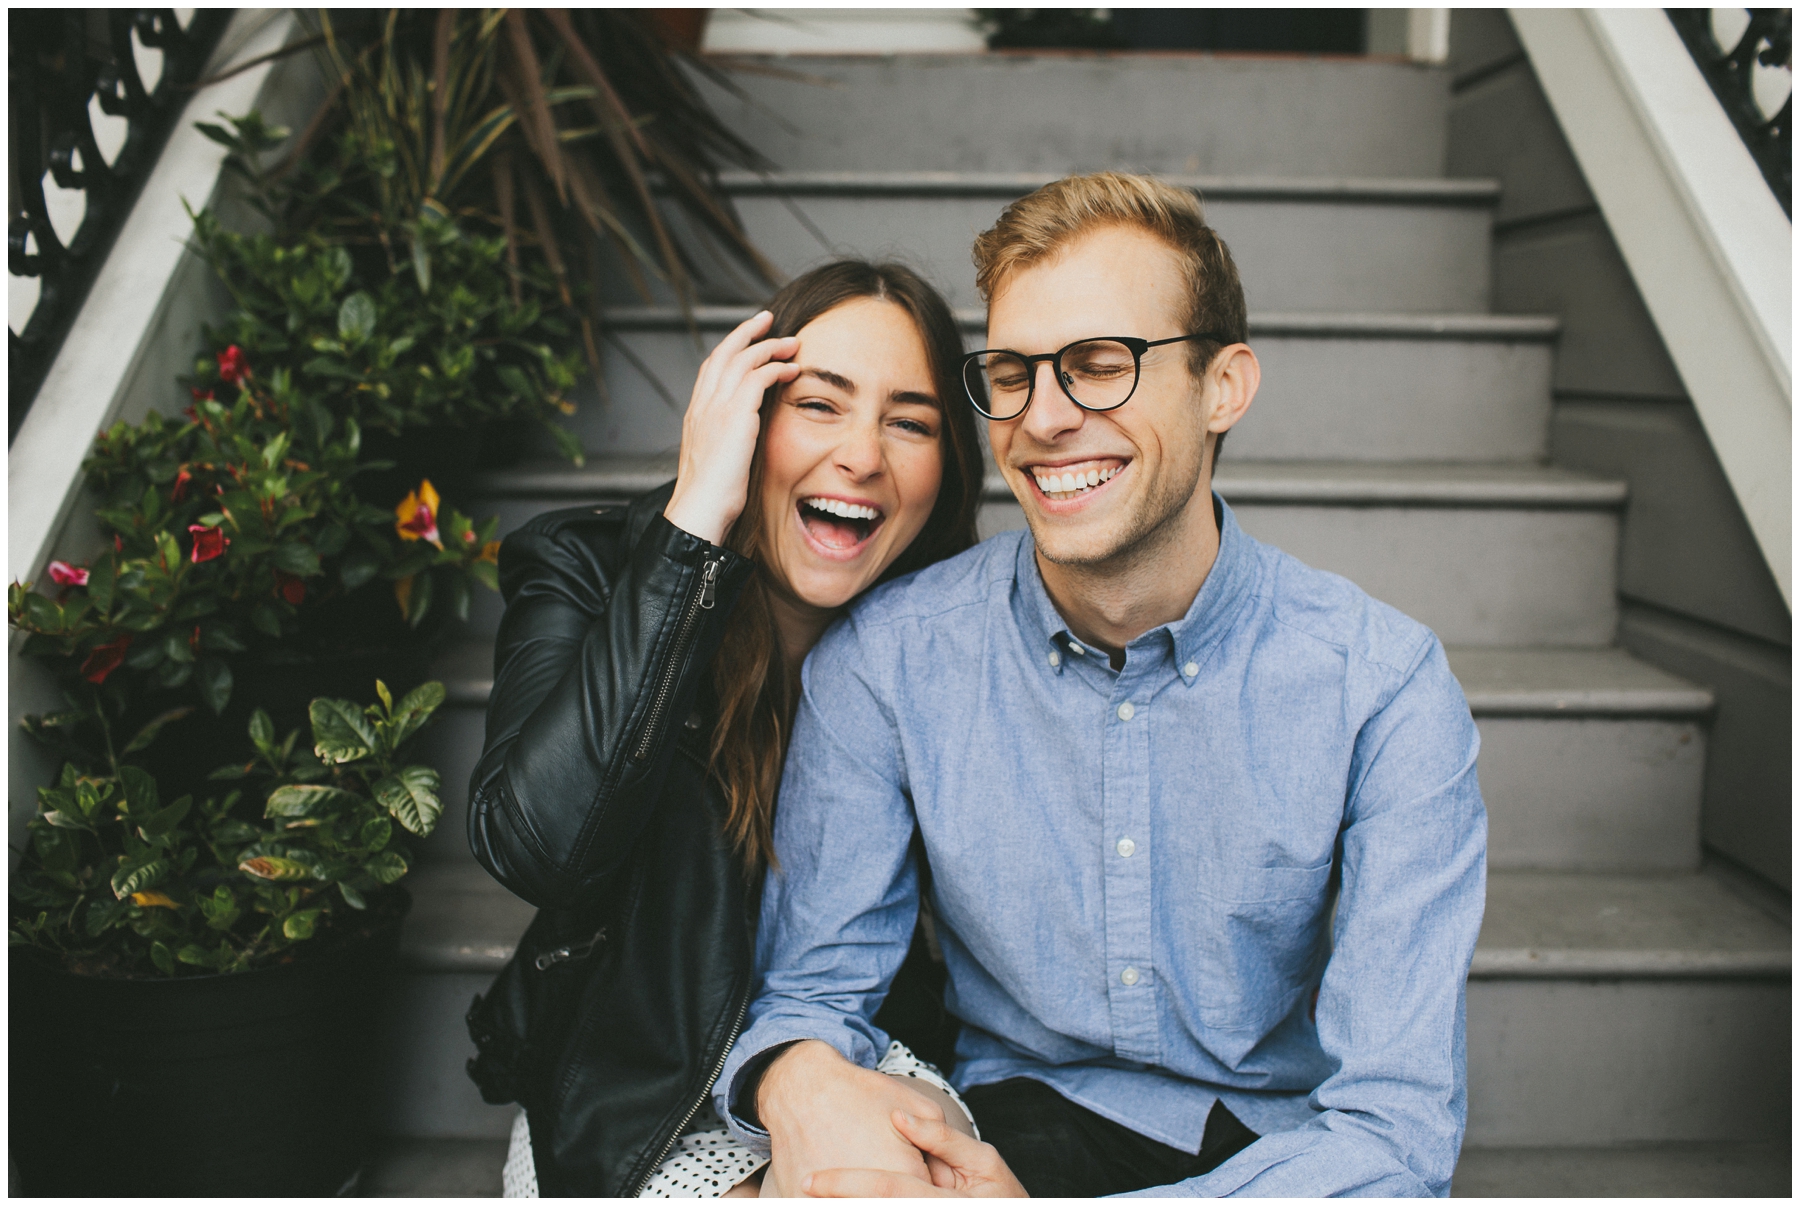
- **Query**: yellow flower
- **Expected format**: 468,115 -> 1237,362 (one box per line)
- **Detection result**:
394,574 -> 416,618
477,541 -> 500,564
394,480 -> 442,548
130,890 -> 179,909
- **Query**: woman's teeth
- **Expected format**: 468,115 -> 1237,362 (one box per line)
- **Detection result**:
1034,465 -> 1120,501
803,497 -> 881,521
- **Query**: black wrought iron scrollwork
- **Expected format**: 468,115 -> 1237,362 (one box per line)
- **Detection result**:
7,9 -> 229,440
1667,9 -> 1792,216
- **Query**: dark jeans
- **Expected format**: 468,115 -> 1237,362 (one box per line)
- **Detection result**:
963,1078 -> 1259,1197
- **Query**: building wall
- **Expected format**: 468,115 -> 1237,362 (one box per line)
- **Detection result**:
1445,10 -> 1791,889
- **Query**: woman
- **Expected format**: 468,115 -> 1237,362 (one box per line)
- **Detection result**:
464,261 -> 988,1197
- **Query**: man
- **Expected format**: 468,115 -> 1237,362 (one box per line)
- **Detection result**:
718,173 -> 1487,1197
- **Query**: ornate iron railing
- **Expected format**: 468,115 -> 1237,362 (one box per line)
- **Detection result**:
8,9 -> 229,440
1666,8 -> 1792,216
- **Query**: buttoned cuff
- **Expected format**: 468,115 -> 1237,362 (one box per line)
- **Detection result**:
716,1020 -> 882,1149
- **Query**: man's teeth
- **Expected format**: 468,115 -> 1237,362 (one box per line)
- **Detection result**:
804,497 -> 881,521
1033,465 -> 1120,499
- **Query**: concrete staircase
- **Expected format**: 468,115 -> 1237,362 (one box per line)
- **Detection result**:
376,53 -> 1790,1192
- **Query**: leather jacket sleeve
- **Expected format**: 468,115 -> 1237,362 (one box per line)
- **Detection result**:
467,497 -> 754,910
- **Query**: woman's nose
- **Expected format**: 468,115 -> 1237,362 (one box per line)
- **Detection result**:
834,420 -> 885,480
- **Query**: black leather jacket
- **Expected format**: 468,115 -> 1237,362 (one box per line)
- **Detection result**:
465,485 -> 953,1196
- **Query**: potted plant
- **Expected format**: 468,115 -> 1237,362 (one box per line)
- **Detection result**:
10,681 -> 448,1195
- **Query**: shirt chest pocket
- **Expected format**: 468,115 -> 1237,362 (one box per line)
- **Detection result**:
1191,860 -> 1334,1032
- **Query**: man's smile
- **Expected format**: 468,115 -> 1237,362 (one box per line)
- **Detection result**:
1019,456 -> 1131,504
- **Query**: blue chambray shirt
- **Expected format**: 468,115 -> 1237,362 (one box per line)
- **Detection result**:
719,497 -> 1487,1196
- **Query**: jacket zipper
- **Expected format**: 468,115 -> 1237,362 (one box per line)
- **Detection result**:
633,556 -> 722,763
533,926 -> 607,971
629,986 -> 750,1196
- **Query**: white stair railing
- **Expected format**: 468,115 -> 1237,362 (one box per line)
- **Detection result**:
1511,8 -> 1792,606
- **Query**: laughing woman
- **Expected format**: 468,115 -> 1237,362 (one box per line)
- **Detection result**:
464,262 -> 987,1197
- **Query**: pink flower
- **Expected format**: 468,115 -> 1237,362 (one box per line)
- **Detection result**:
47,561 -> 89,587
80,636 -> 131,684
188,524 -> 228,563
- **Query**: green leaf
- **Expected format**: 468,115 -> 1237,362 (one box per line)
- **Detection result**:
310,697 -> 377,764
338,881 -> 367,910
176,944 -> 214,967
137,795 -> 192,838
238,856 -> 312,882
374,679 -> 393,712
249,708 -> 274,750
111,858 -> 171,899
364,850 -> 408,884
388,681 -> 446,748
200,885 -> 241,931
282,908 -> 321,940
119,766 -> 159,815
123,706 -> 195,754
358,815 -> 391,852
210,817 -> 260,845
411,237 -> 431,294
374,766 -> 442,836
340,543 -> 382,591
271,542 -> 321,577
151,941 -> 175,976
42,810 -> 86,831
338,292 -> 377,343
197,657 -> 233,715
265,783 -> 363,818
251,603 -> 283,637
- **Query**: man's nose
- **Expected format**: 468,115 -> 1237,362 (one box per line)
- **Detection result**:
1020,358 -> 1086,442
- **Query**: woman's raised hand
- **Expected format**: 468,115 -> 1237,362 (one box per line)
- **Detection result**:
663,309 -> 801,546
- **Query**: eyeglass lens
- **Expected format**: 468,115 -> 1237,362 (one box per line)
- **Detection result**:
964,339 -> 1140,419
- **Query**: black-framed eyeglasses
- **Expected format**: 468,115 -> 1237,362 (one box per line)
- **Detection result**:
960,332 -> 1234,421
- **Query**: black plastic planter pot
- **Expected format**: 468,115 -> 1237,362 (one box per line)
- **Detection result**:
9,891 -> 410,1196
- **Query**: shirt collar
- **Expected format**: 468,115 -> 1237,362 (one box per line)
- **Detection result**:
1012,493 -> 1259,679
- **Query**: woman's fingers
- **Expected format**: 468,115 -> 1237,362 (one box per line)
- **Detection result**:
694,308 -> 774,401
890,1109 -> 976,1163
800,1168 -> 947,1198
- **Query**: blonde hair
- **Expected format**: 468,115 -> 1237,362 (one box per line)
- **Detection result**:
971,171 -> 1248,392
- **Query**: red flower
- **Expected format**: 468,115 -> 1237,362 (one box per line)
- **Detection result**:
394,480 -> 442,548
189,625 -> 201,652
273,570 -> 306,606
171,467 -> 192,501
80,636 -> 131,684
47,561 -> 89,587
113,534 -> 123,553
462,529 -> 478,545
216,346 -> 250,386
188,523 -> 228,563
189,387 -> 214,403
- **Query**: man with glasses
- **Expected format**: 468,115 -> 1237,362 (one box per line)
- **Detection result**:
718,173 -> 1487,1197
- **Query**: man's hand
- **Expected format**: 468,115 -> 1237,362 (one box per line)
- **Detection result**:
802,1110 -> 1029,1198
755,1041 -> 940,1196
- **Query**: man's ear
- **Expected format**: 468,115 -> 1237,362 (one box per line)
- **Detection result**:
1203,344 -> 1259,436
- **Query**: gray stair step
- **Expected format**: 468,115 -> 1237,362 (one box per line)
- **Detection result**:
465,456 -> 1620,647
378,864 -> 1789,1143
424,641 -> 1706,873
634,169 -> 1496,313
360,1137 -> 508,1196
1451,1142 -> 1790,1197
1466,871 -> 1790,1146
569,306 -> 1557,462
691,54 -> 1453,178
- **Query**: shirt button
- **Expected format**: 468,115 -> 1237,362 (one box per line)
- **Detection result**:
1048,650 -> 1061,668
1183,661 -> 1199,677
1116,837 -> 1136,858
1116,702 -> 1135,721
1121,966 -> 1140,986
1068,642 -> 1086,656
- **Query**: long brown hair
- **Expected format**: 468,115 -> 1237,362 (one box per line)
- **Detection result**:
710,261 -> 983,872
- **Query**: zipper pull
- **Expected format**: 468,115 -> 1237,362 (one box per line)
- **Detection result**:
697,558 -> 722,610
534,926 -> 608,971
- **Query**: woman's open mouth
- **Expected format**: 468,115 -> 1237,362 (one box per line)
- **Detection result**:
798,496 -> 886,557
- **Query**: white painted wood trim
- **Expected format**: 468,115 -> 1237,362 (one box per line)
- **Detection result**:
1510,8 -> 1792,606
8,10 -> 302,588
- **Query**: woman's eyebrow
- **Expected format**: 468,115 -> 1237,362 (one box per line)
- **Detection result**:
797,366 -> 856,393
891,389 -> 939,407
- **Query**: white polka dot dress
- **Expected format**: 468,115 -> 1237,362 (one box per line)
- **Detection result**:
501,1041 -> 973,1197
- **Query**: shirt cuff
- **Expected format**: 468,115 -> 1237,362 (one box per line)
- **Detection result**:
717,1021 -> 882,1148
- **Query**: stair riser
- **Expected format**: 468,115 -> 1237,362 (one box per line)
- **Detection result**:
1476,717 -> 1703,871
376,972 -> 516,1140
983,500 -> 1621,646
419,707 -> 1703,875
1465,979 -> 1791,1144
378,970 -> 1793,1143
615,194 -> 1493,314
559,330 -> 1554,461
693,57 -> 1452,178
